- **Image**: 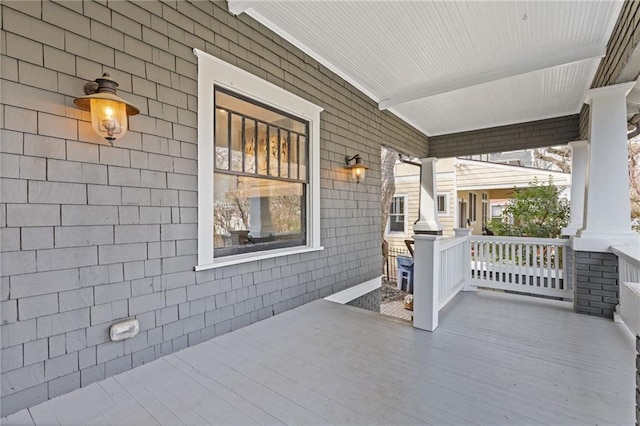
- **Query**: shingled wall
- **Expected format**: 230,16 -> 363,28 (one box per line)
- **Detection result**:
0,0 -> 428,415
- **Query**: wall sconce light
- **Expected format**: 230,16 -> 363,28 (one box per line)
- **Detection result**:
345,154 -> 368,183
74,73 -> 139,144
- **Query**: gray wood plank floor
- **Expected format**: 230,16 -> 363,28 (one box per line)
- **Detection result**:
2,290 -> 636,425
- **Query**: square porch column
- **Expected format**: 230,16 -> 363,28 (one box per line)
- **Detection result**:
414,157 -> 443,235
572,82 -> 640,318
561,140 -> 588,237
573,82 -> 639,251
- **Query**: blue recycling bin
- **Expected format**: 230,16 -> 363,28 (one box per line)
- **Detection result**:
397,254 -> 414,294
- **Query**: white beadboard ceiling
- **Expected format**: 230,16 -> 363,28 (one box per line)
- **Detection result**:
228,0 -> 624,136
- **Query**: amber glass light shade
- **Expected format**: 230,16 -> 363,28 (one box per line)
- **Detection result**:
90,98 -> 128,142
74,73 -> 139,144
351,164 -> 367,183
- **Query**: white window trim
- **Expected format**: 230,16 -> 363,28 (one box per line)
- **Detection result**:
194,49 -> 323,270
491,203 -> 505,218
436,193 -> 449,216
385,194 -> 408,237
481,192 -> 489,224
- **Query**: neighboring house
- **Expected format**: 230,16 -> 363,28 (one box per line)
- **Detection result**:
385,157 -> 571,250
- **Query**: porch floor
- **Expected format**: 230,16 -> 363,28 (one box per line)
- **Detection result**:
3,291 -> 635,425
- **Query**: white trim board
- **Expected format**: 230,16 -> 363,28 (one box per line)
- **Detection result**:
324,276 -> 382,304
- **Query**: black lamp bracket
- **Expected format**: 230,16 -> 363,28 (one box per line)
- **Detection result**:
345,154 -> 362,165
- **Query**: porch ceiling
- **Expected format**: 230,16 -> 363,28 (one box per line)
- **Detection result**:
229,1 -> 623,136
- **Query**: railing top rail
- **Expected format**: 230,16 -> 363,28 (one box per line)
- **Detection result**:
610,244 -> 640,266
439,236 -> 467,251
470,235 -> 570,246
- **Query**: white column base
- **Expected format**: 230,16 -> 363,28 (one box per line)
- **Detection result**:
561,224 -> 582,237
571,232 -> 640,252
414,220 -> 443,234
412,234 -> 443,332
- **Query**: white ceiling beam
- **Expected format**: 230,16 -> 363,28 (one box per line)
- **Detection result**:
227,1 -> 253,16
378,44 -> 606,110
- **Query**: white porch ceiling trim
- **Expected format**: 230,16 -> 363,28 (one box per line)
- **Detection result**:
378,44 -> 606,110
227,1 -> 253,16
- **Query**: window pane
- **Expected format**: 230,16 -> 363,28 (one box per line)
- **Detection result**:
289,134 -> 298,179
389,216 -> 404,232
257,122 -> 268,175
215,90 -> 307,134
230,113 -> 243,172
269,126 -> 279,176
298,135 -> 307,181
215,109 -> 229,170
214,173 -> 305,256
215,88 -> 308,184
437,195 -> 446,213
390,196 -> 403,215
280,131 -> 289,178
244,118 -> 256,173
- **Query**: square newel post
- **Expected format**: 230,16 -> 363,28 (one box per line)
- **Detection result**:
561,140 -> 588,237
454,228 -> 474,291
414,157 -> 443,235
413,234 -> 443,332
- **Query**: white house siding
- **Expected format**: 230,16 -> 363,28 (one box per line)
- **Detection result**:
386,158 -> 571,242
0,0 -> 428,415
455,160 -> 571,190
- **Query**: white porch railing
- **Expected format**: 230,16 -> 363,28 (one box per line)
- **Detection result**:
470,236 -> 572,300
611,245 -> 640,336
438,231 -> 470,309
413,230 -> 572,332
413,229 -> 471,331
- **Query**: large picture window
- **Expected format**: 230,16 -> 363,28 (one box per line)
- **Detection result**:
213,88 -> 308,257
195,49 -> 323,269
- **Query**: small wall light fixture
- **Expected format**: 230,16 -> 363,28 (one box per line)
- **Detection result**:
109,318 -> 140,342
74,73 -> 139,144
345,154 -> 368,183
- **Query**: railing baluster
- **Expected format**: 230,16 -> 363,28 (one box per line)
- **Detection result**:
553,246 -> 563,290
510,242 -> 515,286
497,242 -> 503,283
517,243 -> 523,286
526,244 -> 534,287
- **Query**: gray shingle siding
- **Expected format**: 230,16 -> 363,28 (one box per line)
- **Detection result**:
428,115 -> 580,159
0,0 -> 428,415
579,0 -> 640,139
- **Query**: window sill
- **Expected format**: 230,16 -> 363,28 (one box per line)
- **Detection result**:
195,245 -> 324,271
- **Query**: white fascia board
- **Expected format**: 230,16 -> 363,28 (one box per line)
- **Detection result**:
379,44 -> 606,110
227,1 -> 253,16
